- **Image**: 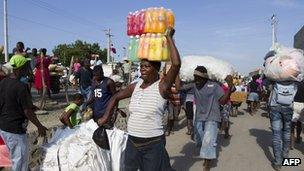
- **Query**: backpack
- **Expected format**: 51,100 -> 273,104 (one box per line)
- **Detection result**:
274,82 -> 297,106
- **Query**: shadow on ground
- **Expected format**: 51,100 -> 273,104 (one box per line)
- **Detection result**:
170,130 -> 232,170
170,142 -> 201,171
249,128 -> 274,163
294,140 -> 304,155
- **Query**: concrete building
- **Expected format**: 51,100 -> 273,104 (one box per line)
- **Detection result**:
294,26 -> 304,50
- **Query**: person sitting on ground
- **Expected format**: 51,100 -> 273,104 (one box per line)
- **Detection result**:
60,93 -> 84,128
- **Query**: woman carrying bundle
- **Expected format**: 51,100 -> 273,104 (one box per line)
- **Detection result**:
98,27 -> 179,171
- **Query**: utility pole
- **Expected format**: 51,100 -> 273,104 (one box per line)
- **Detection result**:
104,29 -> 114,64
271,14 -> 278,47
123,47 -> 126,59
4,0 -> 9,62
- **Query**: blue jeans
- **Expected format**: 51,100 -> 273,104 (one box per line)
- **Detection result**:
0,129 -> 29,171
269,106 -> 293,166
195,121 -> 219,159
124,135 -> 172,171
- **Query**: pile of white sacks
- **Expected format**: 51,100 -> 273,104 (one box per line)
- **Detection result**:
180,55 -> 235,83
264,44 -> 304,82
39,120 -> 128,171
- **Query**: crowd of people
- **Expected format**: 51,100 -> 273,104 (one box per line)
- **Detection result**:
0,28 -> 304,171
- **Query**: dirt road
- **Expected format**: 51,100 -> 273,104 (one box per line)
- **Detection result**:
166,104 -> 304,171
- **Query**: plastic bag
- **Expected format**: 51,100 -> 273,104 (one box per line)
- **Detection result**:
180,55 -> 235,82
92,126 -> 110,150
264,44 -> 304,81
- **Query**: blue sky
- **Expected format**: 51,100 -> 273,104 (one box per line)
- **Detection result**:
0,0 -> 303,74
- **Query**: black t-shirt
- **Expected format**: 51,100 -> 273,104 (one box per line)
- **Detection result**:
75,67 -> 93,89
0,77 -> 33,134
294,81 -> 304,103
249,81 -> 259,93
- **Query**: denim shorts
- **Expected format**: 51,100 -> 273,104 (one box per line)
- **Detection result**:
194,121 -> 219,159
247,92 -> 259,102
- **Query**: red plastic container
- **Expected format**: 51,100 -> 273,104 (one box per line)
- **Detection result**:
127,12 -> 134,36
138,10 -> 146,35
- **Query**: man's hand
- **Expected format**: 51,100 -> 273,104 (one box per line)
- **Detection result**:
165,27 -> 175,38
97,116 -> 108,127
37,125 -> 47,137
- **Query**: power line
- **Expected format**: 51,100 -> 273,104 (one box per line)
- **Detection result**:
8,14 -> 97,40
24,0 -> 103,30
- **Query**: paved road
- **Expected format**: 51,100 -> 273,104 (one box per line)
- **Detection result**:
166,104 -> 304,171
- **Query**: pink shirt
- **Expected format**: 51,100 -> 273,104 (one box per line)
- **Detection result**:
221,84 -> 231,104
73,63 -> 81,72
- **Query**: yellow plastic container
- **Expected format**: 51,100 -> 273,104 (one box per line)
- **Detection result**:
142,33 -> 151,59
151,8 -> 159,33
157,7 -> 167,33
144,8 -> 153,33
162,36 -> 170,61
166,9 -> 175,28
148,34 -> 157,60
137,34 -> 145,59
153,33 -> 163,61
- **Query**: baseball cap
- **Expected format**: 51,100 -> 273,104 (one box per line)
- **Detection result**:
9,54 -> 31,69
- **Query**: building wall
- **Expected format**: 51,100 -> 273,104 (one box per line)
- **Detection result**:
294,26 -> 304,50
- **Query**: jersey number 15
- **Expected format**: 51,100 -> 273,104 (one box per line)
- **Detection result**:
94,89 -> 102,98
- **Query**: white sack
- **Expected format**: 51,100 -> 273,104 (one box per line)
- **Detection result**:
107,128 -> 128,171
40,120 -> 128,171
264,44 -> 304,81
180,55 -> 235,82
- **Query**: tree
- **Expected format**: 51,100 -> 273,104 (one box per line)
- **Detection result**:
52,40 -> 107,66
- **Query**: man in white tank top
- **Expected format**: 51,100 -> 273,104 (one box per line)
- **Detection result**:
97,27 -> 180,171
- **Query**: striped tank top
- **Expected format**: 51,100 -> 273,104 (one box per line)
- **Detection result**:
128,79 -> 167,138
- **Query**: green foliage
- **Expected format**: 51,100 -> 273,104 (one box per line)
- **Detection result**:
52,40 -> 107,66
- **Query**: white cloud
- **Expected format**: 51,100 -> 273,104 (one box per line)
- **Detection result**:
273,0 -> 297,7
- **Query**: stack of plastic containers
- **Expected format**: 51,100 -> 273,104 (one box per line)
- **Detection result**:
127,7 -> 175,62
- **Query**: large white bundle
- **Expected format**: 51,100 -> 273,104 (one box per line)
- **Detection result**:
180,55 -> 235,82
40,120 -> 128,171
264,44 -> 304,81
